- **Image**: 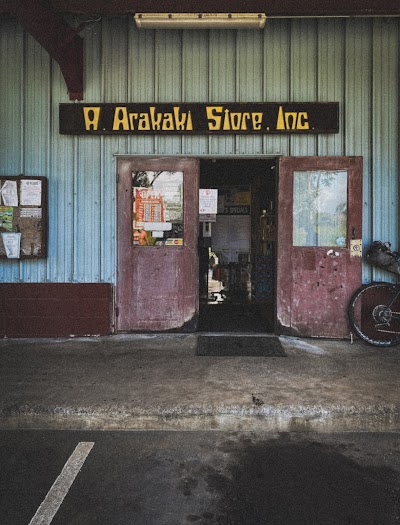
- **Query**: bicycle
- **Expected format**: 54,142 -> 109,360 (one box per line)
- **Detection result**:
348,241 -> 400,346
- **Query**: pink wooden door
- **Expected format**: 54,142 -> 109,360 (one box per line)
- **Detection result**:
116,157 -> 199,331
277,157 -> 363,338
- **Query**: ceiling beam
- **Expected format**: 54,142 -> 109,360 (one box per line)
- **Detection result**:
1,0 -> 400,17
2,0 -> 398,103
15,0 -> 83,100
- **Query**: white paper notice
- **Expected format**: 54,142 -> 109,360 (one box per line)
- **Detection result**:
143,222 -> 172,231
199,189 -> 218,214
1,232 -> 21,259
20,208 -> 42,218
0,180 -> 18,206
20,179 -> 42,206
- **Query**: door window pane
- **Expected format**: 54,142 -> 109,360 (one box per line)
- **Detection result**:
293,170 -> 347,247
132,170 -> 184,246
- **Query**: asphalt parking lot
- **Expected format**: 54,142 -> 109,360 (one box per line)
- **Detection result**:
2,429 -> 400,525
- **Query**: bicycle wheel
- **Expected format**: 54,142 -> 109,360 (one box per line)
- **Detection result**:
348,282 -> 400,346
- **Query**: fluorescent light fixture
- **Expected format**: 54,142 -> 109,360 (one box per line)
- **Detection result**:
134,13 -> 267,29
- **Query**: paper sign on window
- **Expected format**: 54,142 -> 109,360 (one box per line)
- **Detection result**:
132,171 -> 183,246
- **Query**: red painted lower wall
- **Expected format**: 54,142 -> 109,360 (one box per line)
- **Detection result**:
0,283 -> 113,338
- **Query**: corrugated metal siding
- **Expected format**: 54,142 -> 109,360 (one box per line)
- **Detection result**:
344,19 -> 374,283
263,19 -> 291,156
182,30 -> 209,154
290,19 -> 318,157
0,16 -> 398,284
236,30 -> 264,155
317,19 -> 345,156
371,19 -> 399,282
20,35 -> 50,284
0,19 -> 23,283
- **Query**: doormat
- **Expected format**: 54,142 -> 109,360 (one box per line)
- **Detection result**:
197,335 -> 286,357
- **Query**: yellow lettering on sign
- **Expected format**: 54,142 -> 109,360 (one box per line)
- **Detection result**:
162,113 -> 174,130
223,109 -> 232,130
149,107 -> 163,130
230,112 -> 243,131
276,106 -> 309,131
276,106 -> 285,130
297,112 -> 309,130
186,111 -> 193,130
129,113 -> 138,129
173,107 -> 193,130
113,107 -> 130,130
207,106 -> 264,131
252,113 -> 263,130
206,106 -> 224,131
285,112 -> 298,130
173,107 -> 185,130
83,107 -> 101,131
138,113 -> 150,130
110,107 -> 195,131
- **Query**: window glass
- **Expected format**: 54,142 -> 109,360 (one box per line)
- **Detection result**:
132,171 -> 184,246
293,170 -> 347,247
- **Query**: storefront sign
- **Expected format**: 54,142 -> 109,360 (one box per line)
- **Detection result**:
59,102 -> 339,135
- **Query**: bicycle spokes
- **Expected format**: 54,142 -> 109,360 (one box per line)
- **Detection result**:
348,283 -> 400,346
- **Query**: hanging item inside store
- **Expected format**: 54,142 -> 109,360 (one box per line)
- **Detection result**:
60,103 -> 339,135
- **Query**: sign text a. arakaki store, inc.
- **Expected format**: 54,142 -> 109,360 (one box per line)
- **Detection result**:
59,102 -> 339,135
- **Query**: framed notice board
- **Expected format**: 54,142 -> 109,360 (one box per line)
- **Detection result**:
0,176 -> 47,259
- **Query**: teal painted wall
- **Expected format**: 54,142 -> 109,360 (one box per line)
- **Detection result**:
0,16 -> 398,283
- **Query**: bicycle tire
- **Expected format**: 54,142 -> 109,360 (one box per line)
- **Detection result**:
348,282 -> 400,346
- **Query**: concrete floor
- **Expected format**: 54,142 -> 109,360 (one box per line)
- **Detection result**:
0,333 -> 399,432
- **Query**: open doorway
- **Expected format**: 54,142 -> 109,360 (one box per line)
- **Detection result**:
198,158 -> 277,332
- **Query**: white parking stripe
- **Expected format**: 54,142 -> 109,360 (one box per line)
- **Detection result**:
29,441 -> 94,525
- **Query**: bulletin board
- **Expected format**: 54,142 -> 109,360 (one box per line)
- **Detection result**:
0,176 -> 47,259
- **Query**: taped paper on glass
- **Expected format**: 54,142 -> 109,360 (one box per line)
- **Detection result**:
199,189 -> 218,214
